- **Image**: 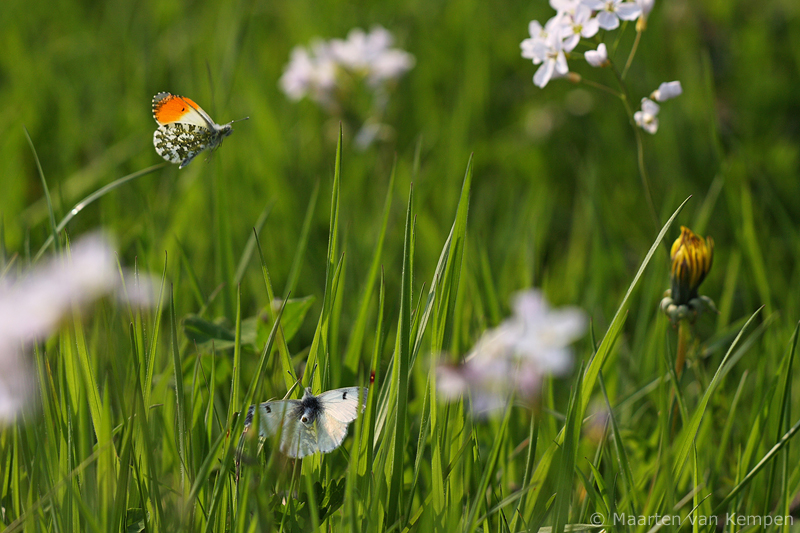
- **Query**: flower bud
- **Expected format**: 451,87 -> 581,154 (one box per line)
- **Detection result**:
670,226 -> 713,305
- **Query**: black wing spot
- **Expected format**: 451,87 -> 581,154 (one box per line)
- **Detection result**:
342,391 -> 348,400
266,406 -> 271,413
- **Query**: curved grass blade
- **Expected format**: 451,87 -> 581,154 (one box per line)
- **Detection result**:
23,126 -> 60,254
524,196 -> 691,518
33,163 -> 168,261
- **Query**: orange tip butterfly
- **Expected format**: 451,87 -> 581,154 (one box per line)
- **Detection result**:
152,92 -> 248,169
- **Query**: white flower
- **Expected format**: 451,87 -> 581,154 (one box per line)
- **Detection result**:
651,80 -> 682,101
521,16 -> 563,65
582,0 -> 642,30
634,98 -> 660,134
560,5 -> 600,52
437,290 -> 587,416
0,235 -> 119,423
531,33 -> 570,88
585,43 -> 609,67
636,0 -> 655,17
550,0 -> 580,14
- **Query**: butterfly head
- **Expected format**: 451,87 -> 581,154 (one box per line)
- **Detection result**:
300,390 -> 321,425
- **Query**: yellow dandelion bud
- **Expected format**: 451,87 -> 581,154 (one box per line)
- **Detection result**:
670,226 -> 714,305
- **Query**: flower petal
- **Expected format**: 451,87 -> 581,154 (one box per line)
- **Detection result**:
533,60 -> 555,88
596,11 -> 620,30
616,2 -> 643,20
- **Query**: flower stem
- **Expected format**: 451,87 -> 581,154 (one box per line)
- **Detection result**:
675,319 -> 690,378
609,62 -> 662,241
622,30 -> 642,80
579,77 -> 622,98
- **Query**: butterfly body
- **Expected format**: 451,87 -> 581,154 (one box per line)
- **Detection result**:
243,387 -> 367,458
151,92 -> 237,169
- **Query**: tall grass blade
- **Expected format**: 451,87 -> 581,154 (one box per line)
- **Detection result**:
386,185 -> 414,526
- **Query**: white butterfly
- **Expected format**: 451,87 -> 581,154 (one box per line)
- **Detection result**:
242,387 -> 367,458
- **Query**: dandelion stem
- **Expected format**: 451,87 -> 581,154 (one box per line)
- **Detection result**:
675,319 -> 690,378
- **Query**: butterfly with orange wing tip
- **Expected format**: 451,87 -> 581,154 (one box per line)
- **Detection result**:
240,387 -> 368,459
151,92 -> 247,169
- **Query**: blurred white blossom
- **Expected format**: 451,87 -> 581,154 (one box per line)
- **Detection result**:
279,42 -> 338,108
651,80 -> 682,101
582,0 -> 642,30
634,97 -> 660,133
0,235 -> 153,424
280,26 -> 413,147
585,43 -> 609,67
329,27 -> 415,87
437,289 -> 587,416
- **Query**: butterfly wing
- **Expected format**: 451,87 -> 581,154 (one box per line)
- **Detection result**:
153,123 -> 215,168
315,416 -> 350,453
280,416 -> 322,458
244,399 -> 300,438
317,387 -> 368,423
152,92 -> 216,129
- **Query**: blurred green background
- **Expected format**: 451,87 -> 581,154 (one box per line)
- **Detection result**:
4,0 -> 800,529
2,0 -> 800,365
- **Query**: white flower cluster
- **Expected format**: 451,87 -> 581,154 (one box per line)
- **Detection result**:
280,26 -> 415,110
437,290 -> 587,416
521,1 -> 683,134
521,0 -> 650,88
634,81 -> 683,134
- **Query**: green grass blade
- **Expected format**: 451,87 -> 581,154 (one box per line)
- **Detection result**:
525,196 -> 690,518
303,125 -> 342,392
23,126 -> 60,254
386,185 -> 414,526
33,162 -> 167,261
253,228 -> 296,390
170,283 -> 190,494
283,180 -> 320,299
343,161 -> 395,375
233,201 -> 273,287
672,307 -> 762,476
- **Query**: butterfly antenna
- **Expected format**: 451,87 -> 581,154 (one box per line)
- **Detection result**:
308,363 -> 319,392
284,372 -> 302,399
231,116 -> 250,124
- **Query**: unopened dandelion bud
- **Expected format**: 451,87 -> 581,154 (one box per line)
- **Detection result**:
670,226 -> 714,305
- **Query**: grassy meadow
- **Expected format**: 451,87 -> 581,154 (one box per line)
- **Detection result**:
2,0 -> 800,531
